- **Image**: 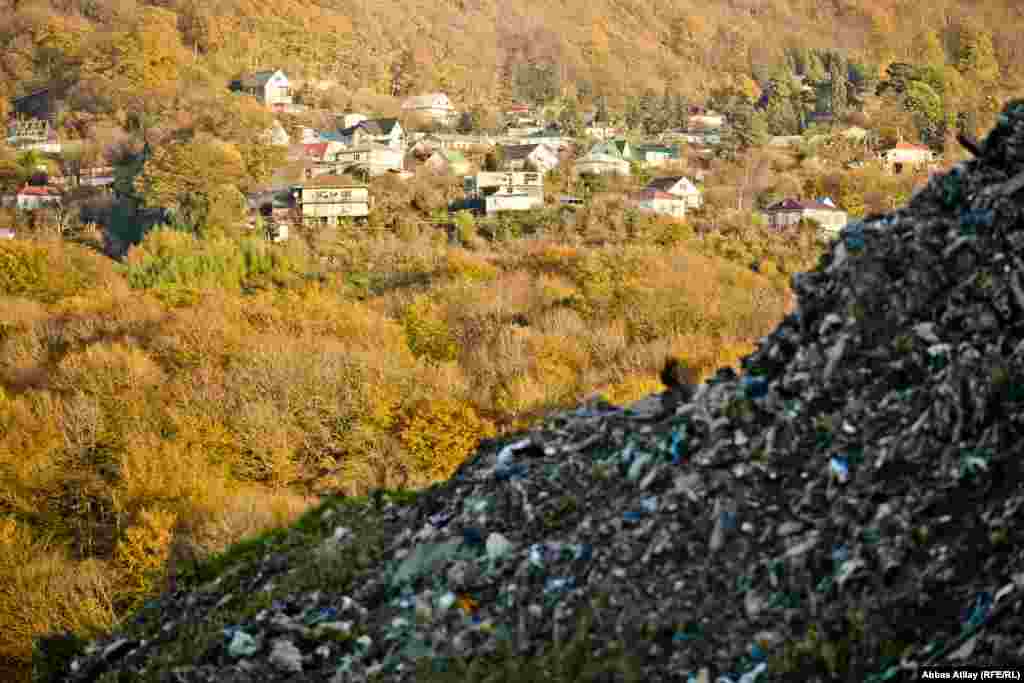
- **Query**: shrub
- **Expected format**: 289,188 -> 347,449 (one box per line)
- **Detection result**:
402,295 -> 460,364
444,249 -> 498,282
397,397 -> 495,481
114,506 -> 178,605
0,241 -> 113,303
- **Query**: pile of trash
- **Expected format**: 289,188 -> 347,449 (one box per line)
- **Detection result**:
41,103 -> 1024,683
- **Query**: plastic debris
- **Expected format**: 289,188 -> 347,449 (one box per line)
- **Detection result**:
226,630 -> 260,658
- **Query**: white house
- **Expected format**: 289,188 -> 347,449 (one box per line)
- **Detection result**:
230,70 -> 292,110
340,113 -> 368,129
294,175 -> 371,225
501,143 -> 560,173
464,170 -> 544,214
339,118 -> 405,151
688,111 -> 724,130
762,198 -> 848,238
630,190 -> 689,219
329,143 -> 404,177
880,142 -> 934,174
401,93 -> 457,125
643,176 -> 702,210
573,152 -> 630,177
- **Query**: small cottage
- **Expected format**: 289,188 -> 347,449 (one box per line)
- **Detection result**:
573,152 -> 630,177
880,142 -> 934,174
339,118 -> 405,151
230,70 -> 292,109
762,198 -> 847,237
13,185 -> 61,210
501,143 -> 560,174
401,93 -> 457,125
630,190 -> 689,219
330,143 -> 404,177
644,176 -> 702,210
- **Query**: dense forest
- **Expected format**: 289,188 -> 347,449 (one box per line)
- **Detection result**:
0,0 -> 1021,139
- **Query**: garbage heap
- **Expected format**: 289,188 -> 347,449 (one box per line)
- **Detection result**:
47,103 -> 1024,683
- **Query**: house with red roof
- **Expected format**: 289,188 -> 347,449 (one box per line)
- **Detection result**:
762,197 -> 848,237
880,142 -> 935,174
11,185 -> 62,210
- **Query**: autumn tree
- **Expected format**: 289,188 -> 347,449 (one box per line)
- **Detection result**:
557,98 -> 583,138
134,134 -> 248,237
829,53 -> 849,119
80,8 -> 188,113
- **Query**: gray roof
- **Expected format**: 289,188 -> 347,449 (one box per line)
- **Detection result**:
233,70 -> 283,89
339,118 -> 400,137
502,144 -> 542,161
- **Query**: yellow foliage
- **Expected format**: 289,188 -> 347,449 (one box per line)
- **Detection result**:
114,506 -> 178,598
398,398 -> 495,481
0,517 -> 116,665
599,374 -> 664,406
402,295 -> 460,364
444,249 -> 499,282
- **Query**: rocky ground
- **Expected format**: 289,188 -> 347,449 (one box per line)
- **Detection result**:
34,102 -> 1024,683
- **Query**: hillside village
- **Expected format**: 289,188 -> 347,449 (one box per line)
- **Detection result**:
2,64 -> 950,250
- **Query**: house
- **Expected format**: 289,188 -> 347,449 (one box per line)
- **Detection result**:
78,166 -> 116,188
412,134 -> 494,156
339,118 -> 405,151
762,197 -> 848,237
6,118 -> 63,153
880,142 -> 934,174
524,132 -> 573,150
644,176 -> 702,210
465,171 -> 545,214
633,144 -> 681,168
339,113 -> 368,129
401,93 -> 457,125
0,229 -> 15,240
688,110 -> 724,130
501,143 -> 560,173
573,151 -> 630,177
11,88 -> 64,123
229,70 -> 292,110
506,125 -> 545,138
768,136 -> 804,148
260,120 -> 291,147
629,190 -> 689,219
425,150 -> 471,176
247,188 -> 296,241
302,142 -> 331,162
328,142 -> 404,177
293,175 -> 371,225
584,124 -> 618,140
14,184 -> 61,210
589,139 -> 635,162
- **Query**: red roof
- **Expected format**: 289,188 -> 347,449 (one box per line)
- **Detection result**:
303,143 -> 329,159
892,142 -> 930,152
17,185 -> 60,196
632,190 -> 679,201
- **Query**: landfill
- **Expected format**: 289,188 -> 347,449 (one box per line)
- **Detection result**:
39,102 -> 1024,682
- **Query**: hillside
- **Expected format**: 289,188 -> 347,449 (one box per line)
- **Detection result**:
34,101 -> 1024,683
1,0 -> 1023,130
0,200 -> 823,681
